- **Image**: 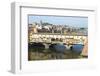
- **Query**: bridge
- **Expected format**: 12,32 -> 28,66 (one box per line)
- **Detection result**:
29,33 -> 87,45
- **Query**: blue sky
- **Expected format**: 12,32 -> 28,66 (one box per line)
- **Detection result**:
28,15 -> 88,28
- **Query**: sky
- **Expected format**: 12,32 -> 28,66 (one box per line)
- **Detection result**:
28,15 -> 88,28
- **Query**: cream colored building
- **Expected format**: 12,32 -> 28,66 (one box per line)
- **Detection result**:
81,37 -> 88,56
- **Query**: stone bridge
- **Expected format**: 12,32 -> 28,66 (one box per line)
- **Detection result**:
29,33 -> 87,45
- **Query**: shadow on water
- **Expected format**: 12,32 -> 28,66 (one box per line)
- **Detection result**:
28,42 -> 86,60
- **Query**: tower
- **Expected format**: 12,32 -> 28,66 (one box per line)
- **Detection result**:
40,20 -> 43,26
